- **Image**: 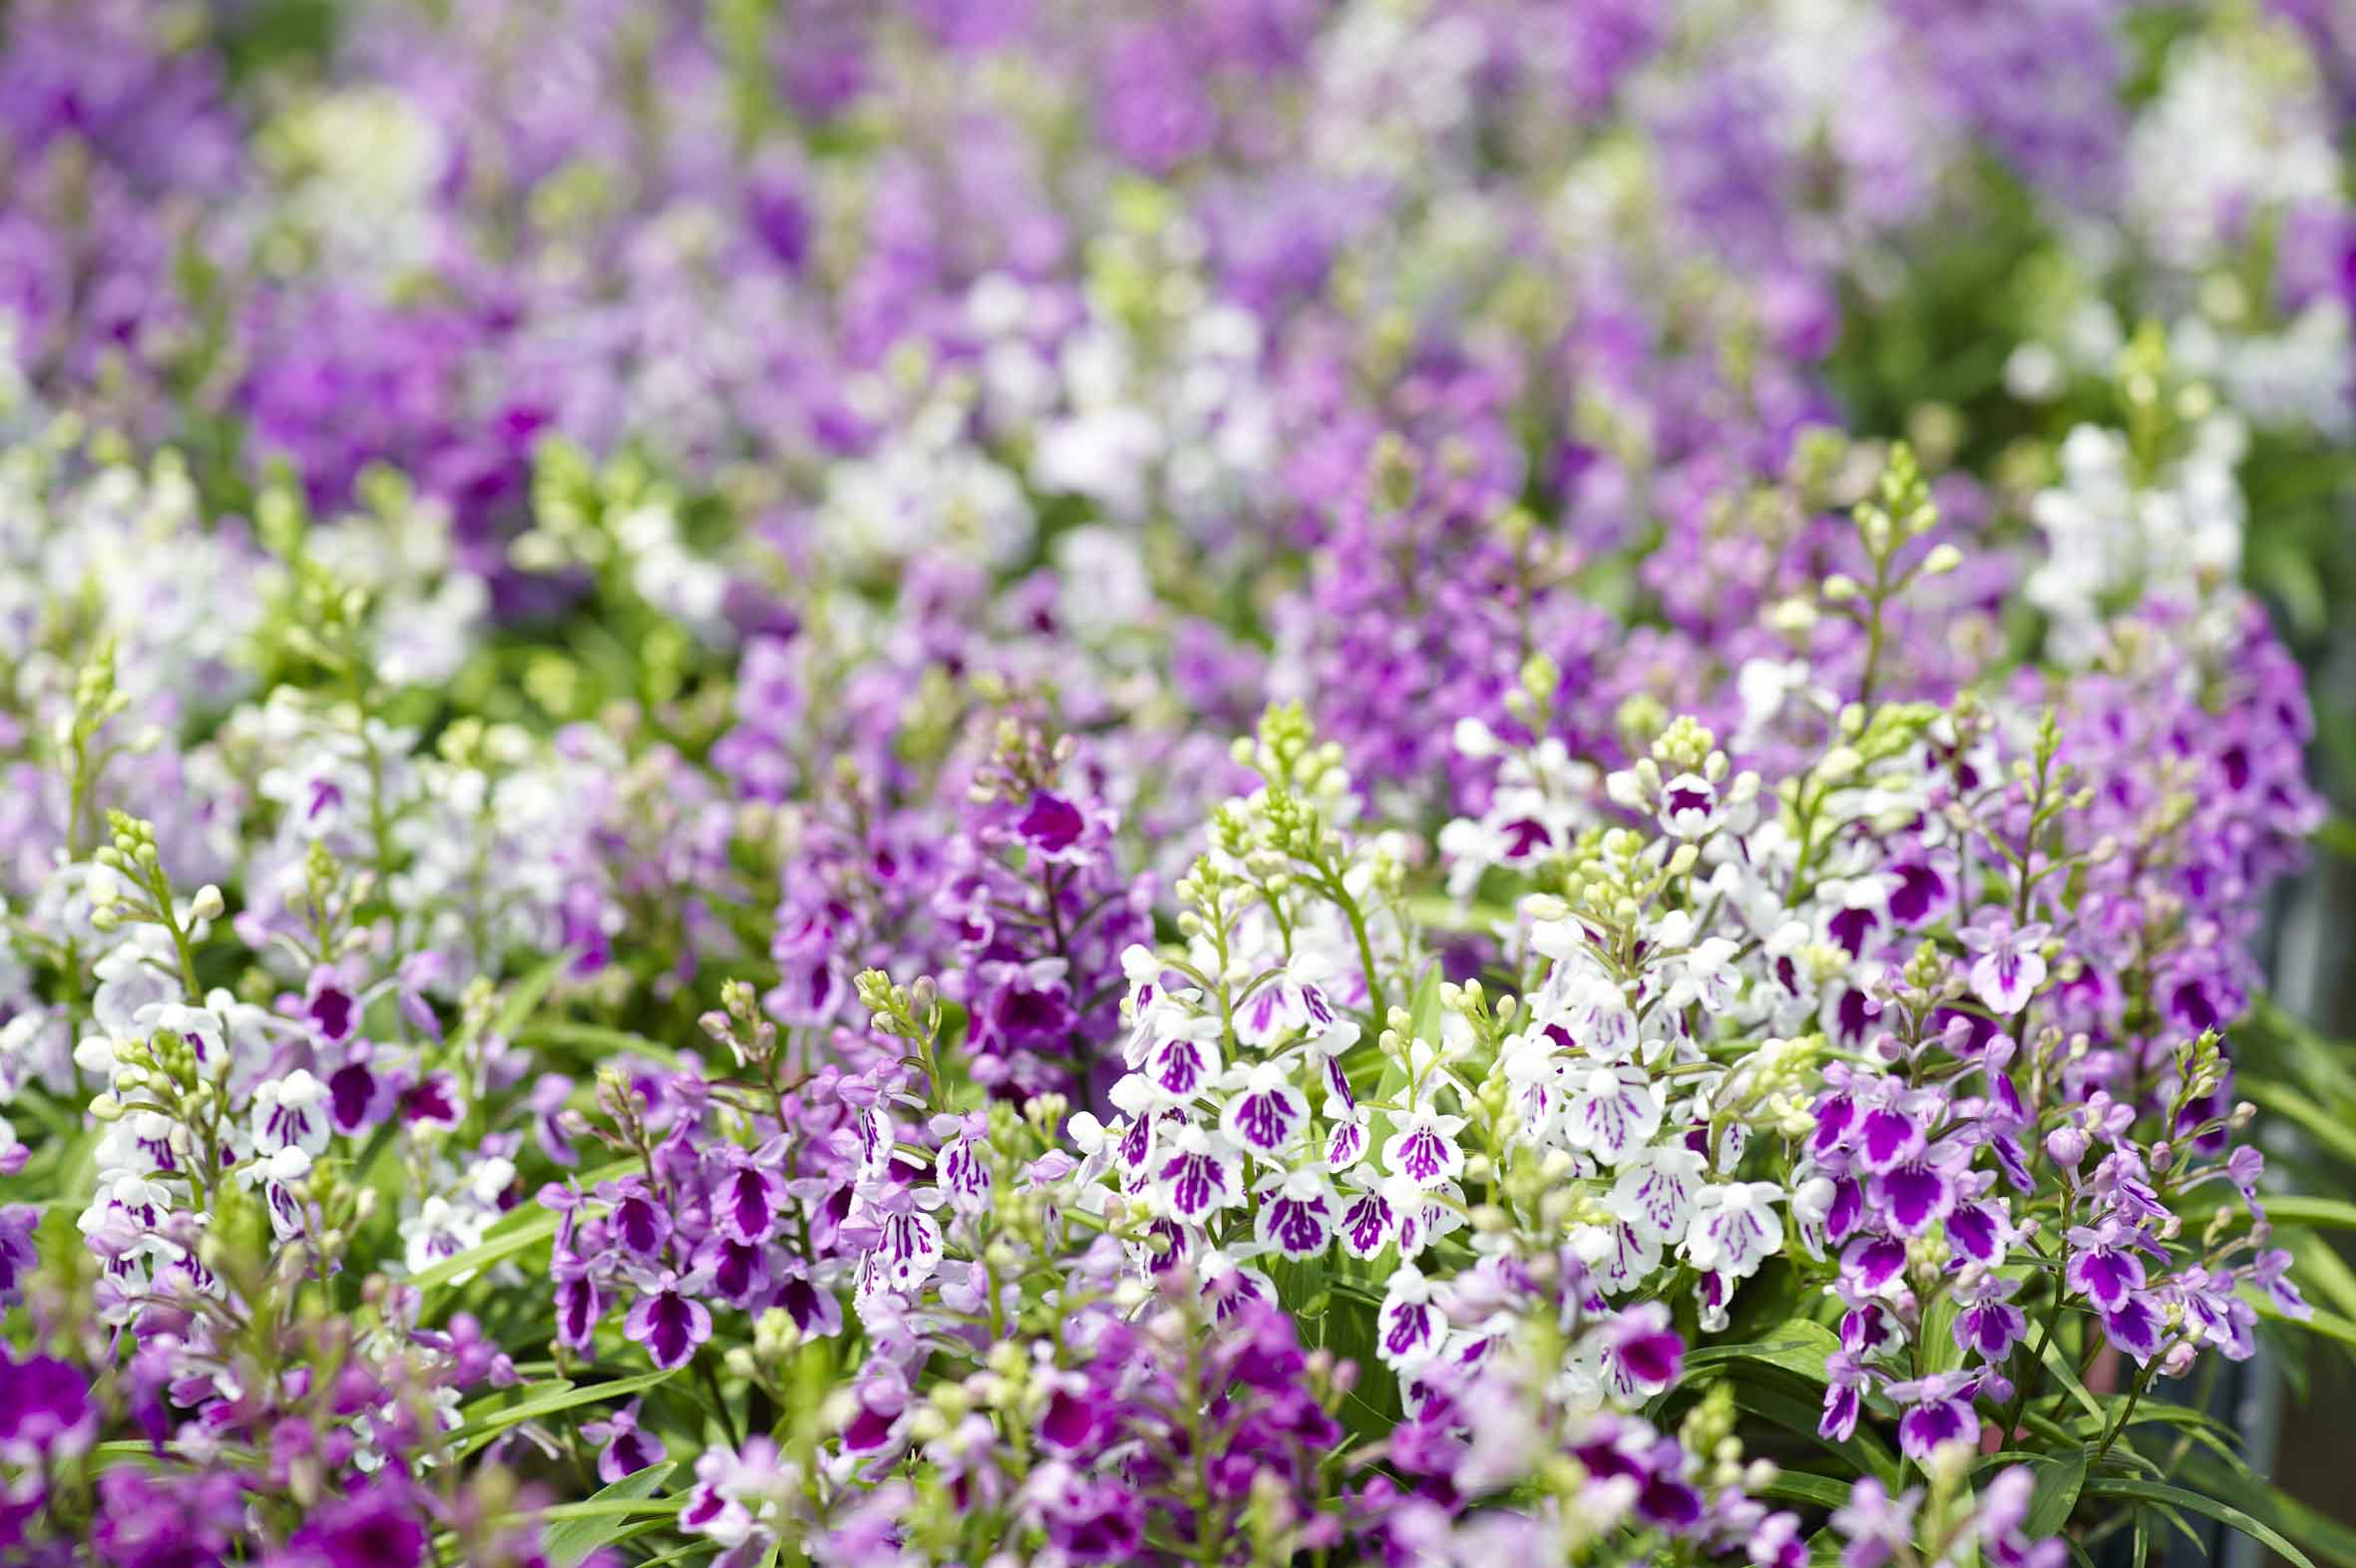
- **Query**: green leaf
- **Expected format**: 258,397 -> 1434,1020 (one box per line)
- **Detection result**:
407,1156 -> 640,1294
2318,816 -> 2356,864
2037,1331 -> 2106,1424
542,1463 -> 677,1567
1402,892 -> 1515,935
408,1209 -> 561,1292
530,1498 -> 683,1525
2178,1455 -> 2356,1567
625,1545 -> 720,1568
2254,1197 -> 2356,1231
456,951 -> 571,1055
1920,1291 -> 1963,1377
521,1020 -> 686,1065
2264,1301 -> 2356,1352
2082,1478 -> 2318,1568
1721,1370 -> 1901,1486
1406,962 -> 1443,1048
2290,1234 -> 2356,1323
1758,1472 -> 1852,1508
1679,1321 -> 1839,1383
450,1369 -> 676,1457
2184,1193 -> 2356,1232
2026,1447 -> 2089,1537
2243,1081 -> 2356,1170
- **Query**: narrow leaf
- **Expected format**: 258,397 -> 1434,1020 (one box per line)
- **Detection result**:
2082,1478 -> 2317,1568
2027,1447 -> 2088,1537
542,1463 -> 678,1567
1678,1321 -> 1839,1384
452,1369 -> 676,1457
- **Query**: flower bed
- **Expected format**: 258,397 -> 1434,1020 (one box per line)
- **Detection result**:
1,2 -> 2353,1565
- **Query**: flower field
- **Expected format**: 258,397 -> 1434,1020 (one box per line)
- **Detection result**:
4,2 -> 2356,1564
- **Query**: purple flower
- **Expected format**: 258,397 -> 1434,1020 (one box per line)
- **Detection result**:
1946,1196 -> 2010,1265
1838,1234 -> 1907,1295
1039,1471 -> 1145,1562
624,1275 -> 713,1371
583,1399 -> 668,1485
0,1350 -> 95,1462
2064,1219 -> 2148,1312
605,1181 -> 673,1258
717,1160 -> 784,1246
1885,1371 -> 1983,1460
92,1469 -> 247,1567
281,1474 -> 429,1568
554,1264 -> 602,1357
1953,1276 -> 2029,1363
1601,1302 -> 1685,1392
305,975 -> 357,1043
1854,1103 -> 1923,1172
2101,1291 -> 2166,1366
1876,1153 -> 1956,1236
2250,1249 -> 2311,1321
1013,790 -> 1085,855
0,1205 -> 39,1306
1819,1349 -> 1869,1442
1830,1476 -> 1923,1568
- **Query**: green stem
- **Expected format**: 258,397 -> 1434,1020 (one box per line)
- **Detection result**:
695,1352 -> 744,1449
1322,870 -> 1386,1027
2092,1351 -> 2164,1467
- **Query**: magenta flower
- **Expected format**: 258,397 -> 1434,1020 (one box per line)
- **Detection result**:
583,1399 -> 668,1484
281,1474 -> 428,1568
0,1350 -> 96,1462
623,1273 -> 713,1371
1884,1371 -> 1986,1460
1952,1276 -> 2029,1363
2064,1219 -> 2150,1312
1831,1476 -> 1923,1568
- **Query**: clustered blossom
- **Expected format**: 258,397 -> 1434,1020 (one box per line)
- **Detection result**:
0,1 -> 2346,1565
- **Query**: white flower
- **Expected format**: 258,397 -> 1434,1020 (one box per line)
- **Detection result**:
1375,1264 -> 1442,1371
1219,1060 -> 1310,1157
1254,1168 -> 1338,1261
1657,773 -> 1718,839
1381,1107 -> 1465,1189
1685,1181 -> 1787,1280
877,1211 -> 944,1294
251,1068 -> 331,1156
1133,1012 -> 1223,1103
1658,938 -> 1741,1014
1576,1209 -> 1664,1295
1152,1123 -> 1245,1222
133,1001 -> 226,1066
1560,1064 -> 1663,1166
1611,1144 -> 1708,1245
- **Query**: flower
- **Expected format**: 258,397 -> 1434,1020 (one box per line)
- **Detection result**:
0,1351 -> 95,1463
279,1474 -> 429,1568
583,1399 -> 668,1485
1960,916 -> 2051,1016
1686,1182 -> 1786,1280
624,1274 -> 715,1371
